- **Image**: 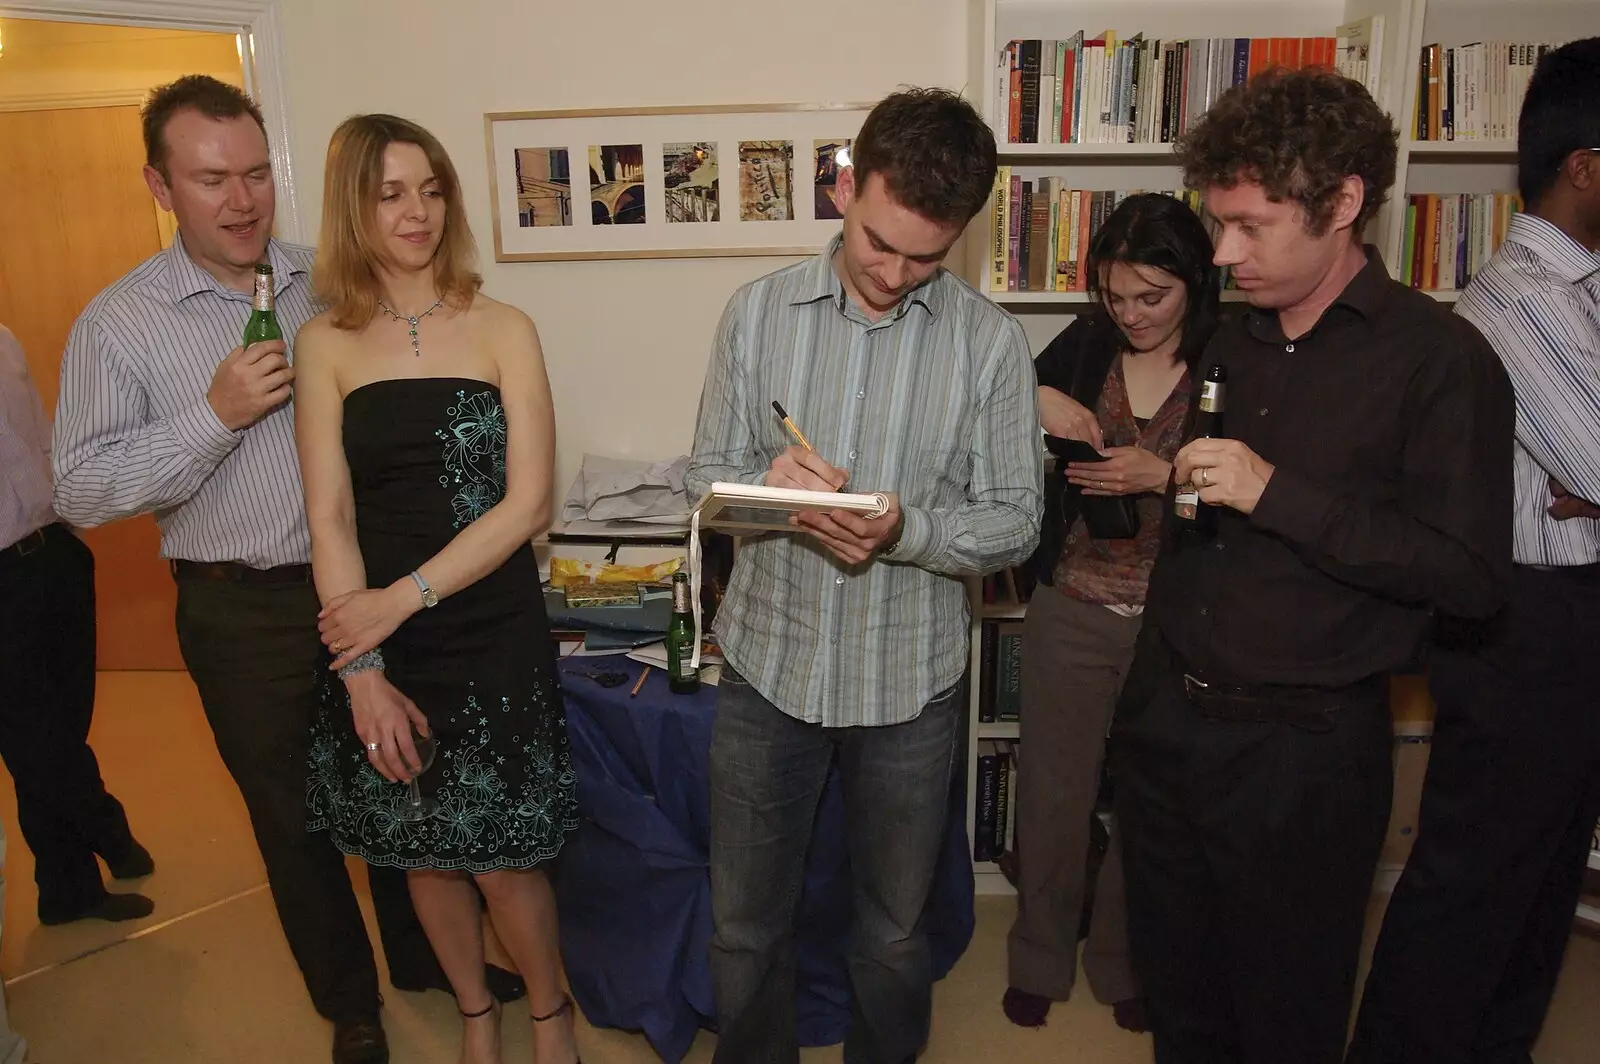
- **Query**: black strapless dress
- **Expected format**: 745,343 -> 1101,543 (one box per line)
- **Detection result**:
307,377 -> 577,871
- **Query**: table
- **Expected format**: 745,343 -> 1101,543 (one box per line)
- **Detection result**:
554,658 -> 976,1063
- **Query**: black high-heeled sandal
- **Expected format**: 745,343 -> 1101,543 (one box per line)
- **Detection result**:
531,994 -> 582,1063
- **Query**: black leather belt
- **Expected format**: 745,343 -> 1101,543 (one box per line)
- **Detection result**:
171,559 -> 312,584
1180,671 -> 1384,730
2,523 -> 66,561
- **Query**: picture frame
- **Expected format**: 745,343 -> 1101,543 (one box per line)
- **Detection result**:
484,103 -> 872,262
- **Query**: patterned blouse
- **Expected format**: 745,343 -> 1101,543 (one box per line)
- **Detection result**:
1053,356 -> 1192,607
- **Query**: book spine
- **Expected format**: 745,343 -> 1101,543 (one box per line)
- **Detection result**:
1018,181 -> 1034,291
979,622 -> 998,723
990,166 -> 1009,292
996,624 -> 1023,721
1020,39 -> 1042,143
1008,174 -> 1022,291
974,749 -> 999,862
992,746 -> 1011,857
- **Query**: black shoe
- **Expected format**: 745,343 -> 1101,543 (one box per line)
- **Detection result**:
390,963 -> 528,1004
332,1017 -> 388,1064
39,891 -> 155,926
104,840 -> 155,880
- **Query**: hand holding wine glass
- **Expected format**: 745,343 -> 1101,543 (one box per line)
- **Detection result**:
345,671 -> 431,783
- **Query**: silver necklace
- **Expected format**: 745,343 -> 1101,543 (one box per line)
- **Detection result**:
377,297 -> 445,357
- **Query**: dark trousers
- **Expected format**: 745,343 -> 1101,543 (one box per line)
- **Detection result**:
1349,564 -> 1600,1064
0,525 -> 136,920
173,573 -> 440,1021
1007,590 -> 1139,1004
708,669 -> 963,1064
1111,630 -> 1393,1064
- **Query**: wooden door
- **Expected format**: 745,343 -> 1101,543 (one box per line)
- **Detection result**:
0,105 -> 183,670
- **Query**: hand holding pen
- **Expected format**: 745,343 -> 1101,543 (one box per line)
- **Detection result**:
766,401 -> 848,493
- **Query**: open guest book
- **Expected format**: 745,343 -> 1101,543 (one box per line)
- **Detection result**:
684,481 -> 893,668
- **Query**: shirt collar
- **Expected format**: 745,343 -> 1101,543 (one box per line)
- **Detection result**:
1244,244 -> 1391,342
1504,213 -> 1600,287
790,232 -> 944,322
165,234 -> 305,305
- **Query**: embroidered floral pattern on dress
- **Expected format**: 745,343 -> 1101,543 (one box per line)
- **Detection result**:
308,685 -> 578,873
436,389 -> 508,528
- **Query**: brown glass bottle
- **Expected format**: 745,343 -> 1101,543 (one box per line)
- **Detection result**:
1174,363 -> 1227,533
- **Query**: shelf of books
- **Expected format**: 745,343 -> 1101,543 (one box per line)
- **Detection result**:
967,565 -> 1034,889
1380,0 -> 1587,287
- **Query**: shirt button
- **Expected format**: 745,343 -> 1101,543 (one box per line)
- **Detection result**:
1215,542 -> 1225,551
830,636 -> 839,645
836,575 -> 845,585
856,390 -> 866,399
1199,606 -> 1210,616
849,450 -> 858,460
1259,407 -> 1269,416
1285,343 -> 1296,353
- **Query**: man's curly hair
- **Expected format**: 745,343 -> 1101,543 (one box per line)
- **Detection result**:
1175,69 -> 1398,237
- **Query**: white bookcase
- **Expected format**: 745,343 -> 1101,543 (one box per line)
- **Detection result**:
1378,0 -> 1594,289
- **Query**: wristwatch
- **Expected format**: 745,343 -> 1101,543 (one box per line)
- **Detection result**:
410,570 -> 439,609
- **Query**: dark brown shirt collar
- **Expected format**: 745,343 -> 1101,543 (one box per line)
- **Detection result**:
1243,244 -> 1391,343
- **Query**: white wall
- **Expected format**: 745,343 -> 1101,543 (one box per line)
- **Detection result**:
275,0 -> 970,504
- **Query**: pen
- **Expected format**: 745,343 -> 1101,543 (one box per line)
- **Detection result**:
630,666 -> 650,697
771,400 -> 814,452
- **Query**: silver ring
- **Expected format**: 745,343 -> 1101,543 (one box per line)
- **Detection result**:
366,742 -> 380,752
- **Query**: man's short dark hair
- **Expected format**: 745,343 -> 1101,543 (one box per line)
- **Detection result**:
851,88 -> 997,226
1517,38 -> 1600,209
142,75 -> 267,179
1175,69 -> 1398,237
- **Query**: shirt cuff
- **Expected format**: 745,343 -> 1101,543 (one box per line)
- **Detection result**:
883,505 -> 941,566
170,398 -> 241,465
1249,466 -> 1333,548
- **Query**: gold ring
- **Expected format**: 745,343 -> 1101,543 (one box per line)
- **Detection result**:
1199,468 -> 1210,487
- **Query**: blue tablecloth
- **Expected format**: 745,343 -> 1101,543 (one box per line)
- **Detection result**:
555,658 -> 976,1063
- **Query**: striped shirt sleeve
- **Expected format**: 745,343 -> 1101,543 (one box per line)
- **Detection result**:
892,313 -> 1043,575
685,293 -> 787,497
52,313 -> 240,528
1493,287 -> 1600,503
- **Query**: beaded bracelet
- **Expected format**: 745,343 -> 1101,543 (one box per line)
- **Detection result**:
338,648 -> 386,681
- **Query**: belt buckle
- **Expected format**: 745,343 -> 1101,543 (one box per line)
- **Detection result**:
14,530 -> 44,557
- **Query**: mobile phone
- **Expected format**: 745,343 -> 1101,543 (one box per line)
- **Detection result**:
1048,436 -> 1108,464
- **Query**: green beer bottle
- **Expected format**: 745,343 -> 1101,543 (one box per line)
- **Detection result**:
242,263 -> 282,346
665,572 -> 700,695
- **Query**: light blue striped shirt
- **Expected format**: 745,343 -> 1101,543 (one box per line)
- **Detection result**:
1455,213 -> 1599,566
687,236 -> 1043,727
52,237 -> 317,568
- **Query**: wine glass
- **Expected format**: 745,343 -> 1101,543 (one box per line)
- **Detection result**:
396,725 -> 439,822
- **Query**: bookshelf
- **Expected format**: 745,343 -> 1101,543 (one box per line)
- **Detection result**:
1380,0 -> 1591,293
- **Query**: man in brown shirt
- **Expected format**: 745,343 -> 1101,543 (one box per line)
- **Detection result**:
1110,70 -> 1515,1063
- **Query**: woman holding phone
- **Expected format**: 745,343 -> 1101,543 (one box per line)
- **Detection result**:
1003,192 -> 1220,1031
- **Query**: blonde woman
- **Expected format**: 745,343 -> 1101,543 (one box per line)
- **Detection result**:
296,113 -> 580,1064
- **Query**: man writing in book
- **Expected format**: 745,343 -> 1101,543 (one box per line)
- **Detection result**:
1108,69 -> 1514,1064
685,88 -> 1042,1063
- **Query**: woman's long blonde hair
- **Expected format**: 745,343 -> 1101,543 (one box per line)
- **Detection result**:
314,113 -> 482,329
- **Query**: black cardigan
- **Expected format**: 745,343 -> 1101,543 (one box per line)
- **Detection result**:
1028,315 -> 1124,587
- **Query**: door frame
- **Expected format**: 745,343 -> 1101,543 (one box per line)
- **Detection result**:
0,0 -> 304,241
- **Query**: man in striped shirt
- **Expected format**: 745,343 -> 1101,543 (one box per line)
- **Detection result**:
49,76 -> 513,1064
1350,38 -> 1600,1064
686,89 -> 1042,1063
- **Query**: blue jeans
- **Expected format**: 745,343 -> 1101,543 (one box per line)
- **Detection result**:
708,669 -> 963,1064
